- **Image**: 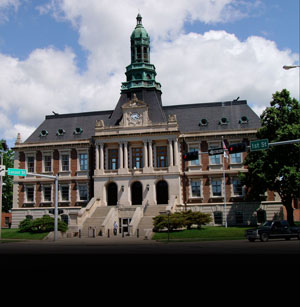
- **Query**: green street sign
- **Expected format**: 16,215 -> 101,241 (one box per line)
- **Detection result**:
8,168 -> 27,176
250,139 -> 269,152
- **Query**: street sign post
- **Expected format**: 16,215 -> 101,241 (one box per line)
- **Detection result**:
250,139 -> 269,152
8,168 -> 27,176
208,148 -> 224,156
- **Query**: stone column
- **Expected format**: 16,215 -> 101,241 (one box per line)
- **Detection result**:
174,138 -> 179,166
100,143 -> 104,170
143,141 -> 148,168
124,142 -> 128,169
95,144 -> 99,170
119,142 -> 123,169
148,140 -> 153,168
169,139 -> 174,167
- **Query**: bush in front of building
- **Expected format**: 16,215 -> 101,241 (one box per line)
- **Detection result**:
19,215 -> 68,233
153,210 -> 212,232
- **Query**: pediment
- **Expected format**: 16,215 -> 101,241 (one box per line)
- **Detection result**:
122,93 -> 148,109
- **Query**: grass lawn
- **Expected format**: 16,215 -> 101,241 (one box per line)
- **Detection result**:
1,228 -> 49,242
152,226 -> 248,242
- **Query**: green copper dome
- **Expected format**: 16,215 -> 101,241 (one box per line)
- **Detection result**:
121,14 -> 161,93
130,14 -> 149,40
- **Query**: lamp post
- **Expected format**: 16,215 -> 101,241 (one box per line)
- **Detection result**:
0,142 -> 8,239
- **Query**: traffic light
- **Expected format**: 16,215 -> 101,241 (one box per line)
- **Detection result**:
228,143 -> 247,154
183,151 -> 199,161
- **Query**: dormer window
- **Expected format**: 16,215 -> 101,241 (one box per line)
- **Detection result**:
219,117 -> 229,125
73,127 -> 83,135
199,118 -> 208,126
239,116 -> 249,124
39,130 -> 48,137
56,128 -> 65,136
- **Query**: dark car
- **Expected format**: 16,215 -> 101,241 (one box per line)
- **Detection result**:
245,220 -> 300,242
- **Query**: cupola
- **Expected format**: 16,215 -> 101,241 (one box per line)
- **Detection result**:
121,14 -> 161,93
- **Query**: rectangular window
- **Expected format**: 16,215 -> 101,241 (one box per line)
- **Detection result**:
231,153 -> 242,164
211,179 -> 222,196
44,155 -> 52,172
235,212 -> 244,224
214,211 -> 223,225
61,154 -> 69,171
79,153 -> 88,171
61,185 -> 69,201
108,149 -> 118,170
44,186 -> 52,202
78,184 -> 88,201
26,186 -> 34,202
233,178 -> 243,196
191,180 -> 201,197
27,156 -> 35,173
209,144 -> 221,165
156,146 -> 168,167
189,147 -> 200,166
132,147 -> 143,169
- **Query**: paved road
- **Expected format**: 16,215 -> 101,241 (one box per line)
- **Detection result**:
1,236 -> 300,256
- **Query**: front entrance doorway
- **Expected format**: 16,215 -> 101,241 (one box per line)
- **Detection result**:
131,181 -> 143,205
156,180 -> 168,204
119,218 -> 132,235
107,182 -> 118,206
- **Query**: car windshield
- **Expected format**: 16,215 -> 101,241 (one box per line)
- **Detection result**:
261,221 -> 272,227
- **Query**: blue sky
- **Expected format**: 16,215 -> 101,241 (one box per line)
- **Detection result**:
0,0 -> 299,147
1,0 -> 298,71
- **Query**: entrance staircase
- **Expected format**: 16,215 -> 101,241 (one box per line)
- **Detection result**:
80,205 -> 166,239
136,205 -> 166,238
81,207 -> 111,237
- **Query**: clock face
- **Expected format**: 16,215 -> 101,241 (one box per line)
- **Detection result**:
130,112 -> 140,120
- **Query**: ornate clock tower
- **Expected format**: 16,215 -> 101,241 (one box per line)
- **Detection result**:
121,14 -> 161,93
107,14 -> 166,127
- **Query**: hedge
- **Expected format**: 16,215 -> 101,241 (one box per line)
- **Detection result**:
153,210 -> 212,232
19,215 -> 68,233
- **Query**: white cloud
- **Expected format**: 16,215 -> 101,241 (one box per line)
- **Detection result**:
0,0 -> 298,147
0,0 -> 19,22
152,31 -> 299,110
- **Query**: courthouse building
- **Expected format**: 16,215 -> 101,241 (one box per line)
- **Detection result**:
11,15 -> 282,235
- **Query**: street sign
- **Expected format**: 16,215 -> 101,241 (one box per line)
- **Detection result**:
0,165 -> 6,176
8,168 -> 27,176
250,139 -> 269,152
208,148 -> 224,156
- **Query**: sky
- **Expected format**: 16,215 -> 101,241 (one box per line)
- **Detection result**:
0,0 -> 299,147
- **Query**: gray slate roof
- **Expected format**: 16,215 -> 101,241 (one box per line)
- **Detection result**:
24,99 -> 260,144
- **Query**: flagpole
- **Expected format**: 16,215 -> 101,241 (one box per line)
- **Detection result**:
222,136 -> 228,228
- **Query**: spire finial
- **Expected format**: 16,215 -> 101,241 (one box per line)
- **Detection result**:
136,13 -> 142,25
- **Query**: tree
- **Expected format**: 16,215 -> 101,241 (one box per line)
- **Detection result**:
1,140 -> 14,212
241,89 -> 300,225
19,215 -> 68,233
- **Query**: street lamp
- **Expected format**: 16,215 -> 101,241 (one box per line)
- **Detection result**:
283,65 -> 300,70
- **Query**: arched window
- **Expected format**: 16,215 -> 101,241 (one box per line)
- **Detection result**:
131,181 -> 143,205
156,180 -> 168,204
107,182 -> 118,206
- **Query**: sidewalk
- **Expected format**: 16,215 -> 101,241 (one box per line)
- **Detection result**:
44,232 -> 158,245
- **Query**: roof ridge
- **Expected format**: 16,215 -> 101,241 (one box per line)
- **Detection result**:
45,110 -> 113,119
163,100 -> 247,110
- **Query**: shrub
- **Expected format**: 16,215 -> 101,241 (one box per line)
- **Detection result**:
18,215 -> 68,233
153,210 -> 212,232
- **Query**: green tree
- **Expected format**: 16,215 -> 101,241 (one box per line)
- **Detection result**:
19,215 -> 68,233
1,140 -> 14,212
241,89 -> 300,225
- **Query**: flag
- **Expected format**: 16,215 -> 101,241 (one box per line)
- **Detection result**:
222,139 -> 229,159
